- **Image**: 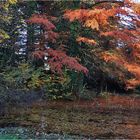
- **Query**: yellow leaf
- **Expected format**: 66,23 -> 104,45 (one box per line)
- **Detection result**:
9,0 -> 17,4
84,18 -> 99,30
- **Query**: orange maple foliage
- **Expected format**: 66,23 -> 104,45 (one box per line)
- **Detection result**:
100,51 -> 140,89
100,30 -> 137,43
76,37 -> 97,45
125,63 -> 140,89
100,52 -> 140,89
48,48 -> 88,74
84,18 -> 99,30
130,2 -> 140,14
28,14 -> 56,30
100,52 -> 125,65
64,0 -> 140,90
28,14 -> 88,75
64,8 -> 117,30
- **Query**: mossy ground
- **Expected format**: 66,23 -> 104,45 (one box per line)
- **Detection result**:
0,95 -> 140,139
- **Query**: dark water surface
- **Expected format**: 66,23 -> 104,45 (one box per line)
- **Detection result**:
0,127 -> 90,140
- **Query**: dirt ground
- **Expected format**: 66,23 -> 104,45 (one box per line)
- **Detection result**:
0,95 -> 140,139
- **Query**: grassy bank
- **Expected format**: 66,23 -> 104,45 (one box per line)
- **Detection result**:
0,95 -> 140,139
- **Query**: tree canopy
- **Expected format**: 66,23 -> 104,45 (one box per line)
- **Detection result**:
0,0 -> 140,99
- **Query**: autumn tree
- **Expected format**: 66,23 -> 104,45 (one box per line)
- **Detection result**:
26,1 -> 88,98
63,0 -> 140,92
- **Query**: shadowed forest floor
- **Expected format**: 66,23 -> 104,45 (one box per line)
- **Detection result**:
0,95 -> 140,139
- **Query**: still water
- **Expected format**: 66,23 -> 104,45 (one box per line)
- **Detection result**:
0,127 -> 90,140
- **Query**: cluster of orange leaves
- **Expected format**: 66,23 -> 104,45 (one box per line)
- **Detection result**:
28,14 -> 59,43
100,52 -> 125,65
101,49 -> 140,90
28,14 -> 56,30
48,48 -> 88,74
100,29 -> 138,43
64,8 -> 117,30
132,3 -> 140,14
76,36 -> 97,45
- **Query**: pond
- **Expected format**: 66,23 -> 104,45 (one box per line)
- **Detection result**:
0,127 -> 89,140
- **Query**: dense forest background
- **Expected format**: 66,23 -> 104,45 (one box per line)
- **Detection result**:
0,0 -> 140,100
